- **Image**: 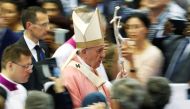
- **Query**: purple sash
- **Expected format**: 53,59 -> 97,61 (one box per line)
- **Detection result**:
0,74 -> 17,91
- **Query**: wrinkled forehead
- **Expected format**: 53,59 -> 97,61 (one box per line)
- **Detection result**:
85,44 -> 104,50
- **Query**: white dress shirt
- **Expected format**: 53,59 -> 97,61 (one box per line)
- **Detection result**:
23,31 -> 40,62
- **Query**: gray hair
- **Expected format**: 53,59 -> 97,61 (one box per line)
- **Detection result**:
25,91 -> 54,109
146,77 -> 171,109
111,78 -> 145,109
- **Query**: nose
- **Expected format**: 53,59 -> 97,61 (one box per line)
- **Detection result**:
28,69 -> 33,74
26,66 -> 33,74
127,29 -> 138,37
44,25 -> 50,35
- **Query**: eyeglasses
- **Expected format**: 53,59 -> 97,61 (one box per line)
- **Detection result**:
12,62 -> 33,70
34,22 -> 49,28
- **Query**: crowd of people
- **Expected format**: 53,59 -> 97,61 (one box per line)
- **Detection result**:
0,0 -> 190,109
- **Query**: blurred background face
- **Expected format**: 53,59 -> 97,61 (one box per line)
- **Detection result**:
42,2 -> 60,18
0,3 -> 6,28
1,2 -> 19,26
163,20 -> 174,35
11,55 -> 32,83
125,17 -> 148,41
145,0 -> 170,9
29,12 -> 49,40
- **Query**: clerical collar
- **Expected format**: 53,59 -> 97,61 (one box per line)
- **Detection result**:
0,74 -> 17,91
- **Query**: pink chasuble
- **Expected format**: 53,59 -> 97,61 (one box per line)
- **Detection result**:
61,57 -> 110,108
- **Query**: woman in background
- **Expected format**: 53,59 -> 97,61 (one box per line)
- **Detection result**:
0,0 -> 25,32
120,12 -> 164,84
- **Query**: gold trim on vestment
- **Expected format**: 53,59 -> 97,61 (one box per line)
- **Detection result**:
76,38 -> 104,48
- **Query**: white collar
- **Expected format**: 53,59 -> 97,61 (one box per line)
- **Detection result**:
23,31 -> 40,50
0,73 -> 18,85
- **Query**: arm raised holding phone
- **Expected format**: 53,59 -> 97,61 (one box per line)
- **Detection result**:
117,12 -> 164,84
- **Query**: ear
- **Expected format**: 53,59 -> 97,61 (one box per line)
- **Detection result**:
26,21 -> 33,29
6,61 -> 13,70
81,48 -> 87,54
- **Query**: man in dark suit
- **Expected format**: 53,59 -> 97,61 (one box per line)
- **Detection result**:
163,8 -> 190,83
16,6 -> 50,90
163,32 -> 190,83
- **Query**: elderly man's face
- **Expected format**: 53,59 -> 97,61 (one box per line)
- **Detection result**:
83,45 -> 105,69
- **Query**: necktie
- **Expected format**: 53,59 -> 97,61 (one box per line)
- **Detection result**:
34,45 -> 45,61
165,38 -> 189,79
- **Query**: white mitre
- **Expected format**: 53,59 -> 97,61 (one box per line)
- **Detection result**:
72,8 -> 104,48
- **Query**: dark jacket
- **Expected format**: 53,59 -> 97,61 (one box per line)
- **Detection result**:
0,28 -> 20,71
162,35 -> 190,83
46,86 -> 73,109
16,36 -> 50,90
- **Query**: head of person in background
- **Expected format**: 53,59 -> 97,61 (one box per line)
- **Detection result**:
1,44 -> 32,83
146,77 -> 171,109
48,15 -> 73,41
163,18 -> 187,36
124,0 -> 142,9
21,6 -> 49,43
0,1 -> 21,72
81,92 -> 108,108
0,86 -> 7,109
0,1 -> 6,28
110,78 -> 146,109
41,11 -> 74,55
183,7 -> 190,36
123,12 -> 150,46
25,90 -> 54,109
40,0 -> 64,18
0,0 -> 26,32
